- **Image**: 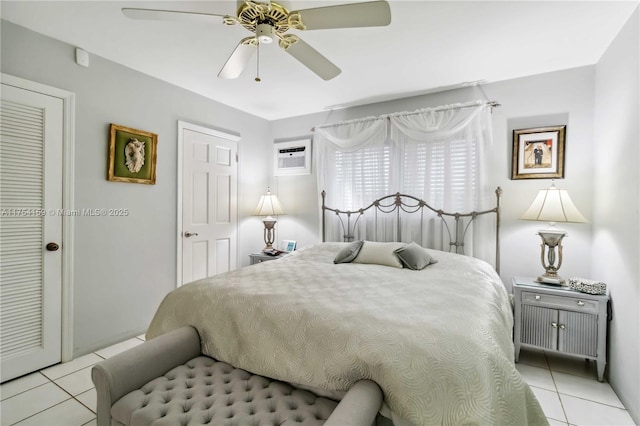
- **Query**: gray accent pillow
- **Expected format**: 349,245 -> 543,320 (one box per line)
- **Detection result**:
394,242 -> 438,270
333,241 -> 364,264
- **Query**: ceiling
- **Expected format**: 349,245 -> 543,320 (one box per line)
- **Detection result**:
2,1 -> 637,120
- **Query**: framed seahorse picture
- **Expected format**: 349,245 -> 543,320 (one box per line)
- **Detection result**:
108,123 -> 158,184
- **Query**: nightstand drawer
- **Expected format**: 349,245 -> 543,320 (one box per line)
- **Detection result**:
521,291 -> 599,314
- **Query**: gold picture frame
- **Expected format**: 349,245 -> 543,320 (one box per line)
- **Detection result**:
511,125 -> 566,180
108,124 -> 157,184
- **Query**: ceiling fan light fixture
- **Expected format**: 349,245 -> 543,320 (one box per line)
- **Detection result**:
256,23 -> 275,44
122,1 -> 391,80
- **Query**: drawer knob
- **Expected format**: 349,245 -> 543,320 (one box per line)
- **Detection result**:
577,301 -> 585,306
535,295 -> 541,301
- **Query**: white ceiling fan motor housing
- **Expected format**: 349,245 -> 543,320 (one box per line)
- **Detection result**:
256,23 -> 275,44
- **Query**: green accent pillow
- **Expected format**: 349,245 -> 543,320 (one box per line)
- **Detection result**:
394,242 -> 438,270
333,241 -> 364,264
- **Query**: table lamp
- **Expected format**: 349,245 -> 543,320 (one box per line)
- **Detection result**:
520,182 -> 587,285
253,188 -> 285,251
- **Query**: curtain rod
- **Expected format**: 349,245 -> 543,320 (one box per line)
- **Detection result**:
311,100 -> 500,132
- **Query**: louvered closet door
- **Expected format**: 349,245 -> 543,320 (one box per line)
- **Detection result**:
0,83 -> 63,382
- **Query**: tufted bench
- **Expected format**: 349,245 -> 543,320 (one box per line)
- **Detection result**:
92,326 -> 383,426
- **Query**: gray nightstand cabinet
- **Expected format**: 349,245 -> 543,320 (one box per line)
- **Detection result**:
513,277 -> 610,382
249,252 -> 284,265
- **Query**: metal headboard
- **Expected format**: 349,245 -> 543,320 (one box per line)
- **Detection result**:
321,187 -> 502,273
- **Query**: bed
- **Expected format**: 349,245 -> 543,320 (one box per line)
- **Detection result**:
146,189 -> 547,425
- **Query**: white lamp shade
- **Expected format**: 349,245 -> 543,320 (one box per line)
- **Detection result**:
253,190 -> 285,217
520,185 -> 587,223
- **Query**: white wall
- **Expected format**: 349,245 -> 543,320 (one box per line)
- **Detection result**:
593,8 -> 639,423
1,20 -> 271,355
487,69 -> 596,289
272,67 -> 596,292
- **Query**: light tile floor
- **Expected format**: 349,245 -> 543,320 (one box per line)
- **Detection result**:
0,335 -> 145,426
516,349 -> 636,425
1,339 -> 636,425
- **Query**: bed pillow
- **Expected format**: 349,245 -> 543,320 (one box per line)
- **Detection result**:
394,242 -> 438,270
353,241 -> 405,268
333,240 -> 364,264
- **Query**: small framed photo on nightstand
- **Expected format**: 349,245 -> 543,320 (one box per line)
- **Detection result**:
282,240 -> 297,252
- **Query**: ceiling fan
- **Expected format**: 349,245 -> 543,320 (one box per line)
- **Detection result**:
122,1 -> 391,81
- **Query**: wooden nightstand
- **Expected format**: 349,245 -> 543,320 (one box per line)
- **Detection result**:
512,276 -> 610,381
249,252 -> 284,265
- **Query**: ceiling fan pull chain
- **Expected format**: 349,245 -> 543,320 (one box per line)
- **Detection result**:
255,41 -> 261,82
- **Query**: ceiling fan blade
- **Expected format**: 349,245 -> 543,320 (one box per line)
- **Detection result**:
284,38 -> 341,81
122,8 -> 227,24
292,1 -> 391,30
218,39 -> 256,79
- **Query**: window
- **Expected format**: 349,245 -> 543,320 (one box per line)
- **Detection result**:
334,145 -> 390,209
402,139 -> 477,211
314,102 -> 493,260
316,103 -> 490,213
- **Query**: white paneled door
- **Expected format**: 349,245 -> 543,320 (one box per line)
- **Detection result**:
0,83 -> 64,382
180,123 -> 239,285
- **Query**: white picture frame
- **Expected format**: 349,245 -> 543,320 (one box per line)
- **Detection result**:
274,139 -> 311,176
282,240 -> 297,252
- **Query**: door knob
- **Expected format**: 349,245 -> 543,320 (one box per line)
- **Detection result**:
46,242 -> 60,251
184,231 -> 198,238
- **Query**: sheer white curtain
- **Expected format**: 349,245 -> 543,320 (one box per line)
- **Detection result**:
314,101 -> 495,261
315,117 -> 390,210
389,102 -> 494,261
314,117 -> 390,242
390,102 -> 493,211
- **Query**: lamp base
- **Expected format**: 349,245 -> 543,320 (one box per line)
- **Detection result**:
535,227 -> 568,286
536,275 -> 566,286
262,219 -> 277,253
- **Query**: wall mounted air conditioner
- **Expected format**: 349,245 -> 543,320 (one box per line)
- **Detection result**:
274,139 -> 311,176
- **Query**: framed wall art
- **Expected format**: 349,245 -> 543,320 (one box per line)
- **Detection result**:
511,125 -> 566,180
108,123 -> 158,184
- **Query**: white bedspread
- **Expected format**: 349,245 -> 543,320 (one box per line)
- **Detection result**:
147,243 -> 547,425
